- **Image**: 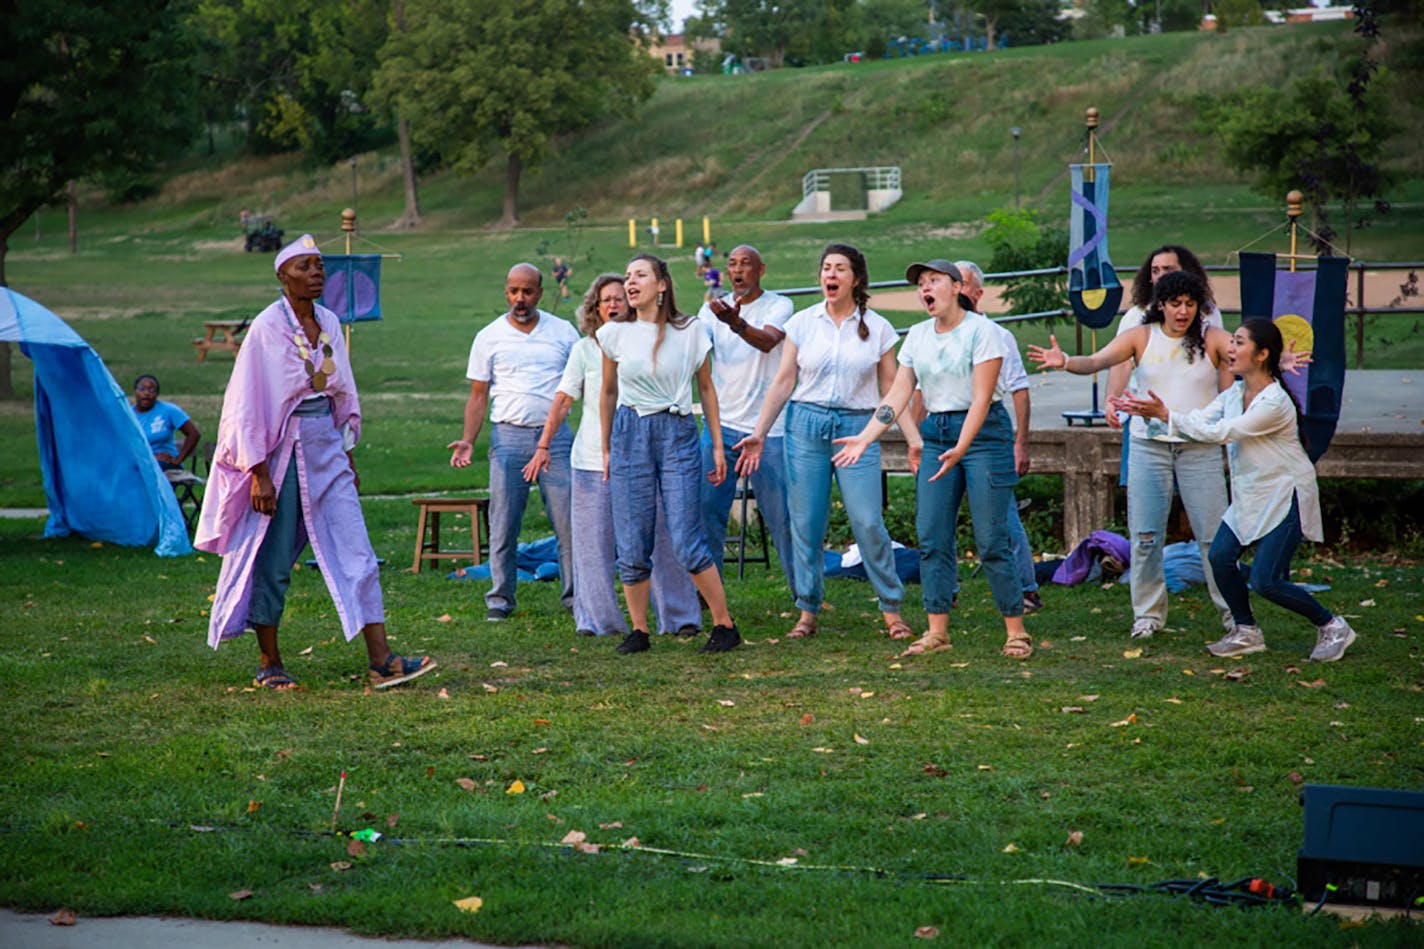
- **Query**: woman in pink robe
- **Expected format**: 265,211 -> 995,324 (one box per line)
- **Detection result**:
195,234 -> 435,690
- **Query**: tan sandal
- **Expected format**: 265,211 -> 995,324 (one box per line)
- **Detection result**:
885,619 -> 915,640
787,618 -> 818,639
902,630 -> 951,655
1001,634 -> 1033,660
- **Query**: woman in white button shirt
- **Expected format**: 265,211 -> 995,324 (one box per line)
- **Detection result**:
734,244 -> 922,642
832,259 -> 1032,659
1114,318 -> 1356,662
597,255 -> 741,655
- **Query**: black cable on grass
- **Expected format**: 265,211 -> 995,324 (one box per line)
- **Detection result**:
160,822 -> 1302,910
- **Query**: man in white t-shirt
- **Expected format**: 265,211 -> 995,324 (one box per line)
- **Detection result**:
449,263 -> 580,620
696,244 -> 796,586
956,261 -> 1043,613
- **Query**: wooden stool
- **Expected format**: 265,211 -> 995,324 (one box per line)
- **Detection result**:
410,497 -> 490,574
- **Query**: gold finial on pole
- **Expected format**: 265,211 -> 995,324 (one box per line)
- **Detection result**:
341,207 -> 357,255
1085,107 -> 1099,182
1286,190 -> 1302,273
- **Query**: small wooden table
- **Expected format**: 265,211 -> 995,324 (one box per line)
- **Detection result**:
410,497 -> 491,574
192,320 -> 248,361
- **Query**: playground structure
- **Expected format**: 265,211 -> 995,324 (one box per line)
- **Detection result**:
886,32 -> 1009,56
627,216 -> 714,249
791,166 -> 902,222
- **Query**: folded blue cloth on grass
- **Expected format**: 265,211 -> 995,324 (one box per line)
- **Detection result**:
447,536 -> 560,582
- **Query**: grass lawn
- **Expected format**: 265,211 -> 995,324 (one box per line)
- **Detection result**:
1,505 -> 1421,945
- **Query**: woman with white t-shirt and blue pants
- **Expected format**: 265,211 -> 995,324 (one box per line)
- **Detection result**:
834,259 -> 1031,659
523,274 -> 701,638
735,244 -> 922,642
597,255 -> 741,655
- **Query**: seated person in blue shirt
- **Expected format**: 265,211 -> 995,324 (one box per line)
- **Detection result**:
131,374 -> 200,470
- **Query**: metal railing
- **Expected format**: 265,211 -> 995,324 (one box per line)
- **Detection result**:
770,260 -> 1423,367
800,166 -> 902,201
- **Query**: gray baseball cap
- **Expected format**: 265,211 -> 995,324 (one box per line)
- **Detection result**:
904,258 -> 962,284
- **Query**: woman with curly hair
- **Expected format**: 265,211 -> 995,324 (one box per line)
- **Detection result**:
597,255 -> 740,654
734,243 -> 922,643
1029,269 -> 1238,641
523,273 -> 701,639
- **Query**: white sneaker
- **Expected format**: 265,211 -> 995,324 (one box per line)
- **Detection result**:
1130,618 -> 1159,640
1207,625 -> 1266,657
1310,616 -> 1357,662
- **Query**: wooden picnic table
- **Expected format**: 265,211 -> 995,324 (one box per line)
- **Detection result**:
192,320 -> 247,361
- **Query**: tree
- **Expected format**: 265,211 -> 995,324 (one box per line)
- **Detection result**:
0,0 -> 200,397
983,207 -> 1069,321
373,0 -> 657,227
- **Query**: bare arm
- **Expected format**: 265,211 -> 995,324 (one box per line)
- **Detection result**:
732,339 -> 799,475
828,363 -> 919,467
1205,327 -> 1235,392
925,357 -> 1002,482
174,419 -> 201,466
600,354 -> 619,480
695,357 -> 726,485
1104,360 -> 1134,431
448,379 -> 489,468
1011,386 -> 1031,475
521,392 -> 575,482
878,348 -> 922,454
1028,327 -> 1144,375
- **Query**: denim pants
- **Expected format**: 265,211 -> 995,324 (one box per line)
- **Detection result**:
571,468 -> 701,635
700,422 -> 795,588
609,407 -> 716,584
918,403 -> 1022,617
783,401 -> 903,615
1208,496 -> 1332,628
488,422 -> 574,613
1126,437 -> 1231,628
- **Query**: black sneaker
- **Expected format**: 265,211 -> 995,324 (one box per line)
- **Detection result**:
575,628 -> 597,637
616,630 -> 651,654
486,608 -> 511,622
673,625 -> 701,637
700,624 -> 742,654
1023,591 -> 1043,613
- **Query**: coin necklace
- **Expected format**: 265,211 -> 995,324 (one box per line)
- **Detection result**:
281,298 -> 335,392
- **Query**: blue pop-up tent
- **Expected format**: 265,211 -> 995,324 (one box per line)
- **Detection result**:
0,287 -> 191,556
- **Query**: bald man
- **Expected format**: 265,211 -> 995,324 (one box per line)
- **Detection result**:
696,245 -> 796,585
449,263 -> 580,620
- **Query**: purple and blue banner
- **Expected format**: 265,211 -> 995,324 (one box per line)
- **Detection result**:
1238,252 -> 1349,461
1067,163 -> 1123,329
319,254 -> 383,324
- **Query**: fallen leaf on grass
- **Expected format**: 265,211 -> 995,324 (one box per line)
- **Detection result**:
853,733 -> 870,745
482,683 -> 499,693
1288,772 -> 1304,785
507,780 -> 526,794
456,778 -> 477,792
599,821 -> 623,829
468,754 -> 489,761
810,747 -> 834,754
977,764 -> 994,771
532,747 -> 549,754
330,861 -> 352,871
229,889 -> 254,901
347,839 -> 367,858
1002,842 -> 1020,853
1358,599 -> 1376,607
621,836 -> 641,848
452,895 -> 483,913
49,909 -> 77,926
437,688 -> 450,699
915,926 -> 940,939
246,800 -> 262,814
1065,831 -> 1084,847
1297,679 -> 1327,689
799,713 -> 815,726
923,764 -> 948,777
308,883 -> 323,893
776,856 -> 798,866
386,814 -> 400,828
1122,648 -> 1143,659
436,614 -> 453,623
532,718 -> 551,726
1061,706 -> 1085,714
1109,713 -> 1138,727
560,829 -> 600,854
299,646 -> 314,655
1127,856 -> 1151,865
547,813 -> 564,824
1224,668 -> 1249,682
718,699 -> 735,707
1164,697 -> 1183,704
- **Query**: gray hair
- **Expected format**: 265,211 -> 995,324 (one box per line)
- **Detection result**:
953,260 -> 985,291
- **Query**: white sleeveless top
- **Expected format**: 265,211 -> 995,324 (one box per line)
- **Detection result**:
1130,324 -> 1218,442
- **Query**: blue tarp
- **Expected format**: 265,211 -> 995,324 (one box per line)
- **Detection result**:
0,287 -> 191,556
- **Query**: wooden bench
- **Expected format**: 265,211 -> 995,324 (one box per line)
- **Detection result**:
192,320 -> 248,361
410,497 -> 490,574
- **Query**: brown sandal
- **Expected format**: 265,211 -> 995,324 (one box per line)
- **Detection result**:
787,618 -> 818,639
885,619 -> 915,640
1001,634 -> 1033,660
902,630 -> 951,655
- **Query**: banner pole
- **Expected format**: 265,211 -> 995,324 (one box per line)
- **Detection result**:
1286,190 -> 1302,274
341,208 -> 356,351
1085,107 -> 1098,183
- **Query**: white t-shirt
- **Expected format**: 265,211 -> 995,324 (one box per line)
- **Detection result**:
466,311 -> 580,426
783,302 -> 899,410
991,323 -> 1029,404
697,290 -> 794,436
596,318 -> 712,417
555,336 -> 606,471
897,312 -> 1006,413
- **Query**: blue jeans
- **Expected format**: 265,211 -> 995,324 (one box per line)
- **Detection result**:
700,422 -> 795,588
1208,496 -> 1332,628
784,401 -> 902,614
1126,437 -> 1231,628
918,403 -> 1021,616
571,468 -> 701,635
487,422 -> 574,614
609,407 -> 715,584
949,495 -> 1035,597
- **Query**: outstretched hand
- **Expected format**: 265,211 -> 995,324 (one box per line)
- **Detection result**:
448,439 -> 474,469
830,435 -> 870,469
1026,335 -> 1067,371
732,434 -> 764,476
927,444 -> 966,482
1281,338 -> 1313,376
521,447 -> 549,483
1111,389 -> 1168,422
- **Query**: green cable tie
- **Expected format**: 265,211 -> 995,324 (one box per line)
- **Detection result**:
1325,884 -> 1339,893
